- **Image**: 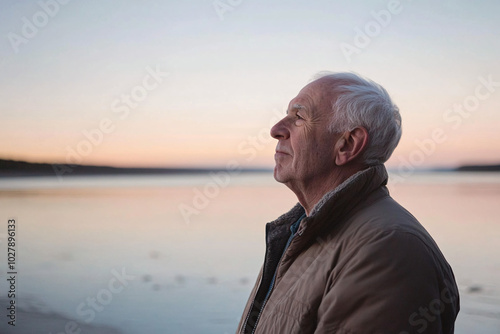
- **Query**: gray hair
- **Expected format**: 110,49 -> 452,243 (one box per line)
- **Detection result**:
313,71 -> 402,165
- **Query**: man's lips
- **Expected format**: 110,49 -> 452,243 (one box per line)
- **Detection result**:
275,149 -> 291,156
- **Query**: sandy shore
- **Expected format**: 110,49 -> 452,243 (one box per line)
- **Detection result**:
0,297 -> 122,334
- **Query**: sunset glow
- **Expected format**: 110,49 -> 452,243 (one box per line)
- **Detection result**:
1,0 -> 499,168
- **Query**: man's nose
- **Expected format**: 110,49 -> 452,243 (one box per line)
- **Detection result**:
270,117 -> 290,140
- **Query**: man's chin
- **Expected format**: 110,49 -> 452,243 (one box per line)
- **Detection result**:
273,166 -> 288,183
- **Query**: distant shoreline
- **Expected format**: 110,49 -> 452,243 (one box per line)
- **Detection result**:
1,159 -> 499,178
0,159 -> 272,178
455,164 -> 500,172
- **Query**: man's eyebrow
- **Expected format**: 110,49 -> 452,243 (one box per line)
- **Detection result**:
286,103 -> 307,114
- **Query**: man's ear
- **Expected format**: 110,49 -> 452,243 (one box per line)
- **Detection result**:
334,127 -> 369,166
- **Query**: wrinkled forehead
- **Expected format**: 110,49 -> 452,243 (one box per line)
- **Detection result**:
288,78 -> 337,115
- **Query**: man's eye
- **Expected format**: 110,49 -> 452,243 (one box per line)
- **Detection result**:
294,113 -> 305,126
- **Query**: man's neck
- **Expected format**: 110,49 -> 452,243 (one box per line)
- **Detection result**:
288,165 -> 365,216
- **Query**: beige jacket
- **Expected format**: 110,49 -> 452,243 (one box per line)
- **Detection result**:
237,165 -> 459,334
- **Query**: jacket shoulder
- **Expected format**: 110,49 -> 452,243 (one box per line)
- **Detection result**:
344,194 -> 434,245
315,196 -> 460,333
333,194 -> 455,282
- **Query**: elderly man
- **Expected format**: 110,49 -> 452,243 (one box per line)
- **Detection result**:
237,72 -> 459,334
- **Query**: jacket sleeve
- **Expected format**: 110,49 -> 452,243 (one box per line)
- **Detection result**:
314,229 -> 458,334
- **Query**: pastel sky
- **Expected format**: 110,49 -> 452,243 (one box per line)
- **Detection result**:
1,0 -> 499,168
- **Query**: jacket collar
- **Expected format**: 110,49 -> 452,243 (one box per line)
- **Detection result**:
269,164 -> 389,239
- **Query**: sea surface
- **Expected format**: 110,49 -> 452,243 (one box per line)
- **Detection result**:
0,171 -> 499,334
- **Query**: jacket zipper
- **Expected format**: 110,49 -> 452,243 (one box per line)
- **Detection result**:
241,274 -> 262,334
241,233 -> 268,334
248,228 -> 301,334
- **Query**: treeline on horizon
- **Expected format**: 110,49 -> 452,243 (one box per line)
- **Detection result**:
0,159 -> 499,177
0,159 -> 271,177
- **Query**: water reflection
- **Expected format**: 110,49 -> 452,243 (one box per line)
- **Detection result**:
0,172 -> 499,333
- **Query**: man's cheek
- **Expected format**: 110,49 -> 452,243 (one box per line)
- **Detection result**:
302,123 -> 317,139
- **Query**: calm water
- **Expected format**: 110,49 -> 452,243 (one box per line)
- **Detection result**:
0,172 -> 499,333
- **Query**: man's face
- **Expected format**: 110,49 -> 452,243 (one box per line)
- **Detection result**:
271,79 -> 342,189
